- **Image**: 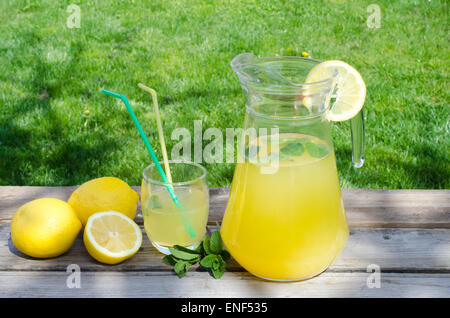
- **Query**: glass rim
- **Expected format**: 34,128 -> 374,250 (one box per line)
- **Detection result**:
142,160 -> 207,187
232,55 -> 338,94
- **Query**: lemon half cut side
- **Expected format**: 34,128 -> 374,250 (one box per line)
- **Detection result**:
84,211 -> 142,264
304,60 -> 366,121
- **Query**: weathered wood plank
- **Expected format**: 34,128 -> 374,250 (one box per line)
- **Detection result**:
343,189 -> 450,228
1,187 -> 449,298
0,271 -> 448,297
0,187 -> 449,227
1,223 -> 449,273
0,186 -> 77,224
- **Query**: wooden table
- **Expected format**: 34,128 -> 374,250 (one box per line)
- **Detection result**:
0,187 -> 449,297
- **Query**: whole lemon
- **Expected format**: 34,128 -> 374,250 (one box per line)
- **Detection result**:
11,198 -> 82,258
68,177 -> 139,226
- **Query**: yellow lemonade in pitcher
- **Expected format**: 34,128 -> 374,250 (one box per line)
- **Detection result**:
220,133 -> 348,280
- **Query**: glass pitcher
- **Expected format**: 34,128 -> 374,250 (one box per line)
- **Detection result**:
220,53 -> 365,281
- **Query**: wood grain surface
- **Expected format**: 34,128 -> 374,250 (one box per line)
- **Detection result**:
0,186 -> 449,297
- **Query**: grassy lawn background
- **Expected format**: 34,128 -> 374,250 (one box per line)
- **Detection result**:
0,0 -> 448,188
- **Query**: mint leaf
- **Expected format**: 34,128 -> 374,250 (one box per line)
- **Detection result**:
209,230 -> 223,254
278,136 -> 298,146
212,254 -> 224,270
193,242 -> 204,254
174,260 -> 192,278
150,195 -> 163,209
306,142 -> 329,158
211,255 -> 226,279
211,268 -> 225,279
162,255 -> 177,266
162,231 -> 230,279
172,245 -> 201,255
169,247 -> 201,261
281,142 -> 305,156
200,254 -> 217,269
201,254 -> 226,279
203,236 -> 212,255
212,258 -> 220,271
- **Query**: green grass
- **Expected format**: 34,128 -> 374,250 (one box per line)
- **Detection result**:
0,0 -> 448,188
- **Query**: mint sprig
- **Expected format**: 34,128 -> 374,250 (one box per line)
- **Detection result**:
280,142 -> 305,156
162,230 -> 230,279
305,142 -> 329,158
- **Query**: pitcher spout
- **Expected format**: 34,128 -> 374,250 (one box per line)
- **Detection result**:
231,53 -> 321,91
231,53 -> 337,118
230,53 -> 260,80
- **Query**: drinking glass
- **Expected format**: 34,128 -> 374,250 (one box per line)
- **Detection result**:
141,161 -> 209,254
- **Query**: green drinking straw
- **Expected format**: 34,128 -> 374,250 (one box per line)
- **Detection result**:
101,89 -> 196,238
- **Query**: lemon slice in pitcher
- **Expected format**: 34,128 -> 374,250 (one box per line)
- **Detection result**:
84,211 -> 142,264
305,60 -> 366,121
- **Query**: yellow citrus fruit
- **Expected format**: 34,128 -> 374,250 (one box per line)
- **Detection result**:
68,177 -> 139,226
305,60 -> 366,121
83,211 -> 142,264
11,198 -> 82,258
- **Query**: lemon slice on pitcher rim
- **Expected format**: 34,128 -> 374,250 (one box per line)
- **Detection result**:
84,211 -> 142,264
305,60 -> 366,122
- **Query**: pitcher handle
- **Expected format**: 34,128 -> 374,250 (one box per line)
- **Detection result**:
350,109 -> 365,168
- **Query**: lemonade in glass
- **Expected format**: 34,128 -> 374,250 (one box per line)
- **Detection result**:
141,161 -> 209,254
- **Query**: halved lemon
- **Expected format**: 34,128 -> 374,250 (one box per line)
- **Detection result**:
83,211 -> 142,264
305,60 -> 366,121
